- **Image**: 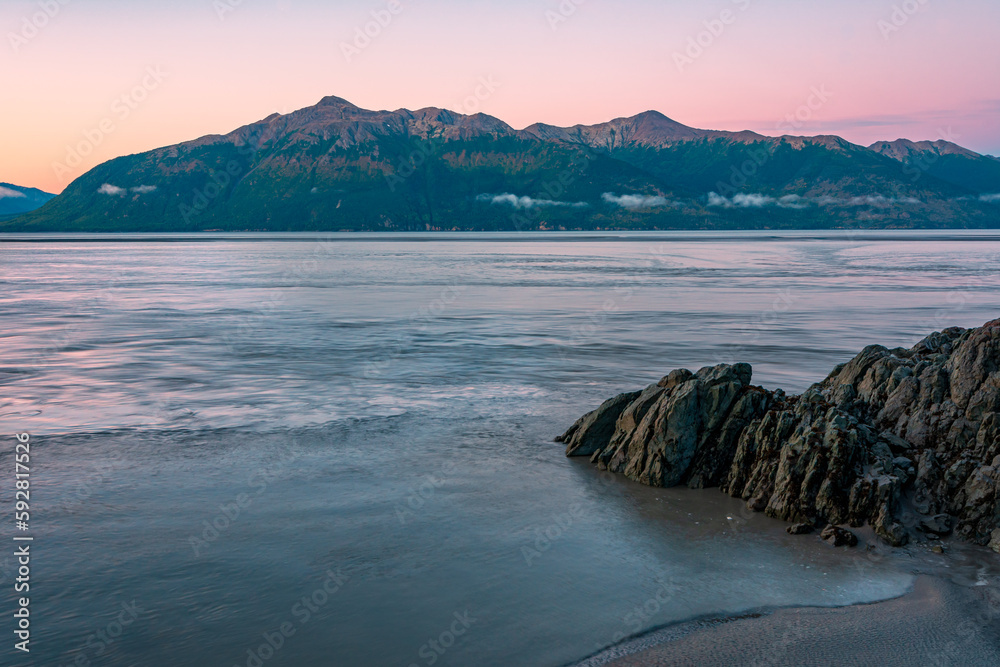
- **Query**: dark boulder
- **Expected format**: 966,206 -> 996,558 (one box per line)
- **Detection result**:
917,514 -> 954,536
820,525 -> 859,547
786,523 -> 815,535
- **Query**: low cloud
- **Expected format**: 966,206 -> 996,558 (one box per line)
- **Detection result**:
476,193 -> 588,209
98,183 -> 126,196
707,192 -> 732,208
708,192 -> 921,208
99,183 -> 157,196
708,193 -> 787,208
602,193 -> 673,209
980,193 -> 1000,203
732,193 -> 774,208
776,194 -> 808,209
0,186 -> 26,199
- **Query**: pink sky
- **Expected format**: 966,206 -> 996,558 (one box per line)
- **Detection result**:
3,0 -> 998,194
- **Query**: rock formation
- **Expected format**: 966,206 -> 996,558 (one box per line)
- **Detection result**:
558,320 -> 1000,550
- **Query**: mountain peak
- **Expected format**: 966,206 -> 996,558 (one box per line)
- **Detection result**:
632,110 -> 670,121
869,138 -> 982,161
316,95 -> 360,109
520,110 -> 703,148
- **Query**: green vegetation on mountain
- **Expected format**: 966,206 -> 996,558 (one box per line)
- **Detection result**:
7,97 -> 1000,231
0,183 -> 54,217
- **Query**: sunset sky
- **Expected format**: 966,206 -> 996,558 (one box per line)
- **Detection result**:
3,0 -> 999,194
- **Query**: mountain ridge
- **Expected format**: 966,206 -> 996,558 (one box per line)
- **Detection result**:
7,96 -> 1000,232
0,182 -> 55,218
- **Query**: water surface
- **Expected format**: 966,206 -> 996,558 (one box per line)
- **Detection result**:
1,231 -> 999,666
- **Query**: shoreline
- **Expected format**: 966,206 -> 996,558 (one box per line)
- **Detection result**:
568,587 -> 915,667
572,575 -> 1000,666
5,230 -> 1000,243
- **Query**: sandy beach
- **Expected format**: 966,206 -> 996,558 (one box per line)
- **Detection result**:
573,575 -> 1000,666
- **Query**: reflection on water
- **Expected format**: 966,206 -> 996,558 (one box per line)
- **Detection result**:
1,231 -> 999,666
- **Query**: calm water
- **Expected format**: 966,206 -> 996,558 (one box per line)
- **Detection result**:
1,231 -> 999,666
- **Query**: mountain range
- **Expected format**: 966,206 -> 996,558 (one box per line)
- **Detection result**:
0,183 -> 55,219
7,96 -> 1000,231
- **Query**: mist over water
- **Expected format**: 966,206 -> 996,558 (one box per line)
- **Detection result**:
1,231 -> 999,666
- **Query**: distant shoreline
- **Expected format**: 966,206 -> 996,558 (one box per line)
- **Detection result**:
5,229 -> 1000,243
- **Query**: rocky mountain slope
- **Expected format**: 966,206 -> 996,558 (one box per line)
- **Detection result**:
7,96 -> 1000,231
869,139 -> 1000,194
558,320 -> 1000,550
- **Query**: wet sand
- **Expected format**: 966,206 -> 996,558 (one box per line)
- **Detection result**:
576,576 -> 1000,667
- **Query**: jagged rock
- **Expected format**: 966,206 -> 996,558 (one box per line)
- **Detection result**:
892,456 -> 915,486
917,514 -> 954,536
558,390 -> 641,457
913,449 -> 943,515
559,319 -> 1000,549
658,368 -> 694,389
786,523 -> 815,535
595,363 -> 771,488
990,529 -> 1000,553
881,430 -> 913,453
729,399 -> 869,528
821,525 -> 859,547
